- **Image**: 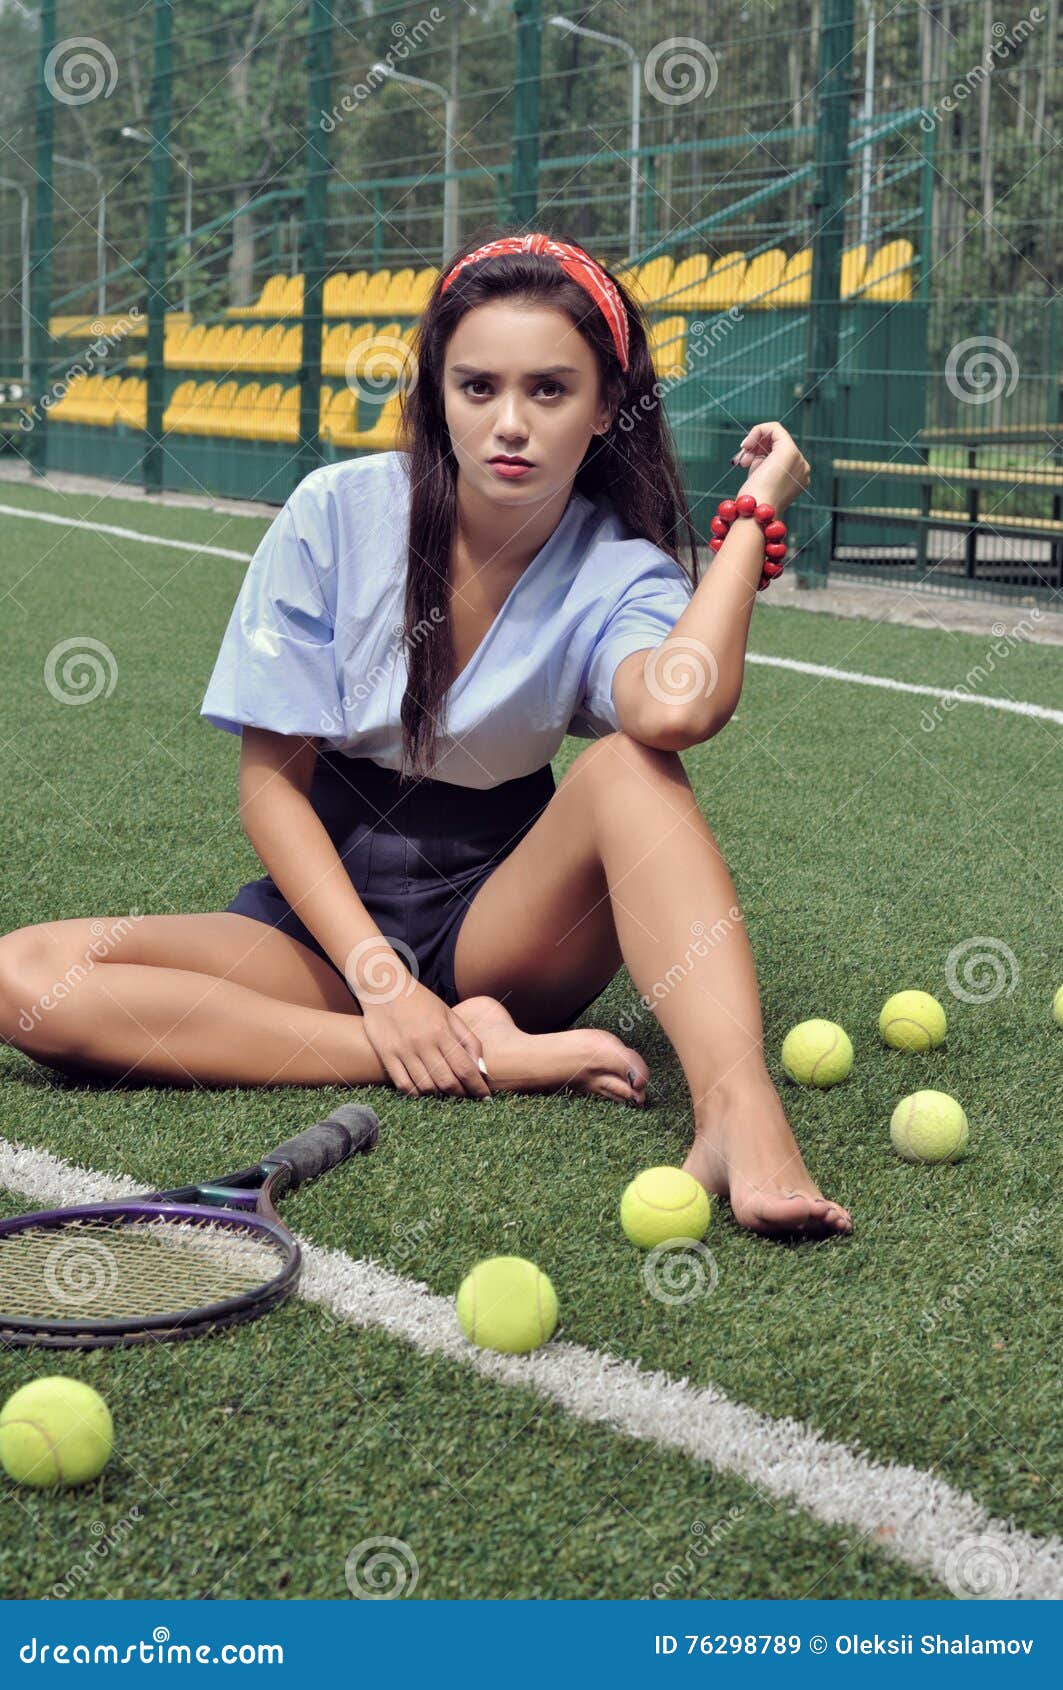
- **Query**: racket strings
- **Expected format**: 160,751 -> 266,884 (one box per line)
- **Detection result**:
0,1213 -> 286,1324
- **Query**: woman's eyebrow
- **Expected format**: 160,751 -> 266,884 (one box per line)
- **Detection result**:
449,363 -> 581,378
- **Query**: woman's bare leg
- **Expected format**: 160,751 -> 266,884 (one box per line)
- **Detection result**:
0,913 -> 644,1098
450,732 -> 852,1239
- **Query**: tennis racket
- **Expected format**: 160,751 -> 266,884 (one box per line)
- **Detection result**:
0,1102 -> 379,1350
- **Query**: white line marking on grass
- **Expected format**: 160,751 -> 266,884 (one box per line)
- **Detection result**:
2,501 -> 1058,725
0,502 -> 253,562
747,653 -> 1063,724
1,1135 -> 1060,1599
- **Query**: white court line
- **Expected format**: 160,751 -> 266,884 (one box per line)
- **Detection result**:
0,501 -> 253,563
3,497 -> 1058,725
1,1134 -> 1059,1600
746,653 -> 1063,725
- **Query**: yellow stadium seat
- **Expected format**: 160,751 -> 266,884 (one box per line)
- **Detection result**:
252,275 -> 289,317
666,255 -> 711,310
224,381 -> 261,438
361,271 -> 393,313
176,324 -> 207,368
686,252 -> 747,312
321,385 -> 357,445
841,243 -> 869,298
738,249 -> 788,308
649,316 -> 688,379
771,249 -> 813,305
279,276 -> 304,317
277,325 -> 302,372
323,273 -> 348,316
384,268 -> 417,313
114,377 -> 146,428
858,239 -> 915,301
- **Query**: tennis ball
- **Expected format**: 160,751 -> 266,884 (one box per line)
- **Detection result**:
781,1019 -> 853,1087
455,1256 -> 558,1354
620,1166 -> 711,1248
0,1376 -> 113,1488
879,989 -> 947,1051
1053,984 -> 1063,1028
889,1089 -> 969,1163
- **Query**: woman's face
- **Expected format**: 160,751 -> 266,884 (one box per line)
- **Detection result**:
442,299 -> 613,505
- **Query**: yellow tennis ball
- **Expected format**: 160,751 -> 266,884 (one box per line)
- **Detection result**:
781,1019 -> 853,1087
879,990 -> 947,1051
0,1376 -> 113,1488
890,1089 -> 969,1163
1053,984 -> 1063,1028
620,1166 -> 711,1248
455,1256 -> 558,1354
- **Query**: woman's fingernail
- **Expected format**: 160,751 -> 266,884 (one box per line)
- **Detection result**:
478,1056 -> 490,1076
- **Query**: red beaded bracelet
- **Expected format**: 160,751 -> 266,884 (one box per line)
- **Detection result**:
709,494 -> 788,591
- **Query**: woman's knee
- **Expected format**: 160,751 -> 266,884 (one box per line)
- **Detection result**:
560,730 -> 686,792
0,925 -> 75,1049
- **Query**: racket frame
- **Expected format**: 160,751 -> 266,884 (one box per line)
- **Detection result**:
0,1108 -> 378,1349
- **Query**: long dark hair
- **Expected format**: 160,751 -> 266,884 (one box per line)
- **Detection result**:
393,224 -> 702,781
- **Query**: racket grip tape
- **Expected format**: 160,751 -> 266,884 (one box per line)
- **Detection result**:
263,1103 -> 380,1190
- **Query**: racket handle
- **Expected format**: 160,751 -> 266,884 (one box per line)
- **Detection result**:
264,1103 -> 380,1190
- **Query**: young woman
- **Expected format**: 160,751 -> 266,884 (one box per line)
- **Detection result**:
0,228 -> 851,1239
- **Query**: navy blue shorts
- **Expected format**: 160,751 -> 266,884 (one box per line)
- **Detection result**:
225,749 -> 605,1021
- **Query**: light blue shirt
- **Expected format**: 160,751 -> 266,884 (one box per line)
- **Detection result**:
200,450 -> 695,789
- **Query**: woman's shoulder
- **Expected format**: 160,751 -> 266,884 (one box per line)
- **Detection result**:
576,490 -> 693,592
290,446 -> 410,510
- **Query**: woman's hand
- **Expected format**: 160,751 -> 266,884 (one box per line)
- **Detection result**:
731,421 -> 811,519
359,977 -> 493,1099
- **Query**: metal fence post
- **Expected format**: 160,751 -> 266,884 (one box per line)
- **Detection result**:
511,0 -> 542,229
793,0 -> 855,587
27,0 -> 56,478
295,0 -> 333,486
143,0 -> 175,496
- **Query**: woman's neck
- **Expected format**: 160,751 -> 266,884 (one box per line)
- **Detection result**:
453,469 -> 575,576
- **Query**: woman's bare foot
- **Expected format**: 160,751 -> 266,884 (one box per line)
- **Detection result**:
454,995 -> 648,1105
683,1076 -> 852,1239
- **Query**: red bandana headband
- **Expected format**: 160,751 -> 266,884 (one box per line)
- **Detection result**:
439,233 -> 630,372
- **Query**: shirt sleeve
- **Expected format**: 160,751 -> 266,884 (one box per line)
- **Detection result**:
200,471 -> 345,739
569,554 -> 694,737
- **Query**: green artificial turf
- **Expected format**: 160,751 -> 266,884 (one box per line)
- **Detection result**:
0,486 -> 1059,1599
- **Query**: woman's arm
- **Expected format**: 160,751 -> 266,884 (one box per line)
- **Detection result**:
612,422 -> 811,750
238,726 -> 393,999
